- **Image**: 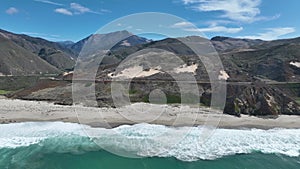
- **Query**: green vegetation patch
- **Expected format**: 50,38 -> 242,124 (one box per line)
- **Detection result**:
129,89 -> 138,95
142,94 -> 182,104
0,90 -> 11,95
84,82 -> 93,87
295,97 -> 300,104
0,76 -> 40,91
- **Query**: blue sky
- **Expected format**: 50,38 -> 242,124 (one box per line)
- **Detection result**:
1,0 -> 299,42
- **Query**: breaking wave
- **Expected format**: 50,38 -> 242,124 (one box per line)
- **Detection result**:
0,122 -> 300,162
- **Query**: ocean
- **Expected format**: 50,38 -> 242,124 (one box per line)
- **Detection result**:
0,122 -> 299,169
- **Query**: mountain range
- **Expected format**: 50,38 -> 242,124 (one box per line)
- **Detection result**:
1,28 -> 300,117
0,29 -> 149,75
1,28 -> 299,82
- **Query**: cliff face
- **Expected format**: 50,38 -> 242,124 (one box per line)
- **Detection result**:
224,82 -> 300,117
7,76 -> 300,118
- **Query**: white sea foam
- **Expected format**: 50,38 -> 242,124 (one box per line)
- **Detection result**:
0,122 -> 300,161
0,122 -> 86,149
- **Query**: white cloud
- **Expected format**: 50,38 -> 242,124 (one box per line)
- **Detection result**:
182,0 -> 270,23
54,3 -> 109,16
54,8 -> 73,16
182,0 -> 195,4
70,3 -> 92,14
70,3 -> 104,15
171,21 -> 194,28
100,9 -> 111,13
186,26 -> 243,33
171,21 -> 243,33
21,32 -> 60,37
34,0 -> 63,6
238,27 -> 296,40
6,7 -> 18,15
205,20 -> 234,26
20,32 -> 63,41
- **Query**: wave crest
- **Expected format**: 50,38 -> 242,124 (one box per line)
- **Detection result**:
0,122 -> 300,161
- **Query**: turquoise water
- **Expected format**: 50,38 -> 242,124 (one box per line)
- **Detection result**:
2,148 -> 300,169
0,122 -> 300,169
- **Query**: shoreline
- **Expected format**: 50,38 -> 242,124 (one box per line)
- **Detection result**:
1,97 -> 300,129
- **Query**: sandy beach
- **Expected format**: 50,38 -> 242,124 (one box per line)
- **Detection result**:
0,96 -> 299,129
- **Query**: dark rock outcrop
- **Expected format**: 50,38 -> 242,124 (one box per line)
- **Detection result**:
224,81 -> 300,117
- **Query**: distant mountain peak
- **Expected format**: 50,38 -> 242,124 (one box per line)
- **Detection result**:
70,30 -> 150,54
211,36 -> 231,41
58,41 -> 75,47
